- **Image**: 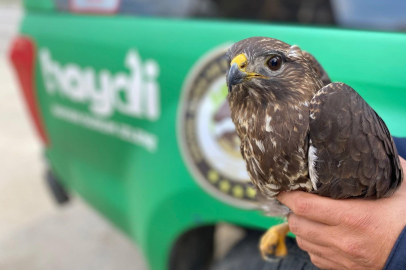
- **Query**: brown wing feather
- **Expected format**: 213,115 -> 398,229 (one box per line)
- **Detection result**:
302,51 -> 332,86
309,83 -> 403,199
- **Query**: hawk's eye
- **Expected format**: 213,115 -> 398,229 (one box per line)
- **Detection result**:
267,56 -> 282,71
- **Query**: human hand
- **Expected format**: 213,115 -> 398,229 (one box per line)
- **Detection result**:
277,157 -> 406,270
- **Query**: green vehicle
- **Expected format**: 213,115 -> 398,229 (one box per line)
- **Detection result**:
10,0 -> 406,269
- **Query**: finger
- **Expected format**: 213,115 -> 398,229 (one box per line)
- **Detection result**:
278,191 -> 347,225
302,239 -> 350,270
308,253 -> 340,270
296,236 -> 331,259
289,214 -> 334,247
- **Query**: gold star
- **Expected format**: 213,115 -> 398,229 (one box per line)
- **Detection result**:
232,185 -> 244,198
219,180 -> 230,193
246,186 -> 257,199
208,170 -> 219,183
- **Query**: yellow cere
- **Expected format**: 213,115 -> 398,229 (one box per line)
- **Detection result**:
231,54 -> 248,71
231,53 -> 267,79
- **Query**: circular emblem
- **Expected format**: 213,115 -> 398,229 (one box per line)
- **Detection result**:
178,45 -> 258,208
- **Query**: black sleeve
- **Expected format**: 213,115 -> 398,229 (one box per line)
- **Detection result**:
393,137 -> 406,159
384,225 -> 406,270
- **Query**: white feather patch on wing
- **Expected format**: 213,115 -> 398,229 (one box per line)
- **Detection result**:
265,114 -> 273,132
255,139 -> 265,153
308,145 -> 318,190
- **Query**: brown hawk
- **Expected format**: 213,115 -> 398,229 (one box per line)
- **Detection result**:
226,37 -> 404,260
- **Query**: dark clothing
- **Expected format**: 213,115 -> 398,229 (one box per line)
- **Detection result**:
393,137 -> 406,159
384,137 -> 406,269
384,225 -> 406,270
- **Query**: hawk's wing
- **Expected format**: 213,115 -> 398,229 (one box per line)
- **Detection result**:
309,83 -> 403,199
302,51 -> 331,86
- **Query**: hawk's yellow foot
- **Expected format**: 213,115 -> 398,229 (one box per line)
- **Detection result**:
259,222 -> 289,261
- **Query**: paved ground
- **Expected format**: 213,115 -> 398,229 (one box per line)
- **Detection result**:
0,3 -> 148,270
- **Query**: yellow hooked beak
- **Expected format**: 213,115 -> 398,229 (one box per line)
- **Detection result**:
227,54 -> 267,93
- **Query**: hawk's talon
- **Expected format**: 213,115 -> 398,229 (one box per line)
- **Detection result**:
259,222 -> 289,261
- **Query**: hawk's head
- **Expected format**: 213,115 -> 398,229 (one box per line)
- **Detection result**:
226,37 -> 322,105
